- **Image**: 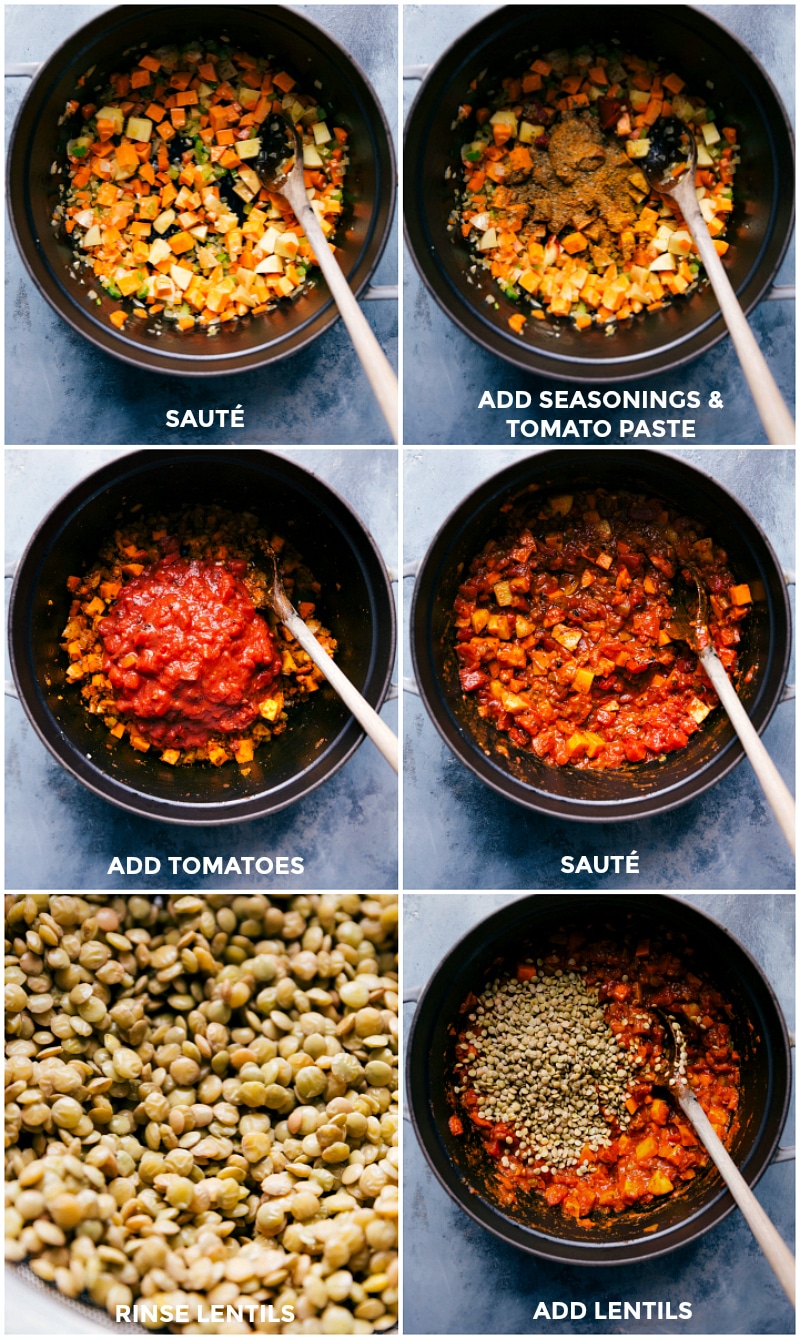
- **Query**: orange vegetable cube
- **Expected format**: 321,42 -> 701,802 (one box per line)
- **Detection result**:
508,312 -> 526,334
168,231 -> 194,255
729,583 -> 752,606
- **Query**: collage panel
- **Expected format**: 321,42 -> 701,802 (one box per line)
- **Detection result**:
403,4 -> 795,446
403,447 -> 795,890
6,448 -> 398,891
403,892 -> 795,1335
6,3 -> 398,445
5,892 -> 398,1333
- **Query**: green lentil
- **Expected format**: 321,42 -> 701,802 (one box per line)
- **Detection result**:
5,894 -> 398,1334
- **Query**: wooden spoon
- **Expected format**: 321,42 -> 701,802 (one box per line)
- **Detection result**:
668,565 -> 795,853
656,1010 -> 795,1306
645,121 -> 794,445
261,541 -> 398,774
256,112 -> 398,443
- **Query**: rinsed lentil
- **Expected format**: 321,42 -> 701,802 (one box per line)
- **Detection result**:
5,894 -> 397,1334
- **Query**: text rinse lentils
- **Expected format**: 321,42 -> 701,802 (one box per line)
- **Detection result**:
5,895 -> 398,1333
450,925 -> 740,1223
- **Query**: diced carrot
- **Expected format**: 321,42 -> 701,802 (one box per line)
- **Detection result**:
273,70 -> 296,93
170,107 -> 187,129
493,123 -> 514,147
253,95 -> 271,124
663,71 -> 685,95
145,102 -> 166,123
531,58 -> 551,76
560,73 -> 582,95
215,128 -> 235,146
130,68 -> 151,89
168,231 -> 194,254
508,312 -> 526,333
109,309 -> 128,328
115,142 -> 139,171
197,62 -> 217,82
521,72 -> 542,93
562,232 -> 588,254
177,90 -> 198,106
169,70 -> 192,91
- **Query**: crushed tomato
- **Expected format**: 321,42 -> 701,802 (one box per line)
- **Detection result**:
99,556 -> 282,750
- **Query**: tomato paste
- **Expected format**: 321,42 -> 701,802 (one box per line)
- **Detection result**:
99,555 -> 281,749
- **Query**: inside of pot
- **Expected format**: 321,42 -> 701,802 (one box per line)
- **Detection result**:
419,454 -> 788,811
406,4 -> 792,377
416,899 -> 786,1255
17,454 -> 392,815
14,4 -> 392,369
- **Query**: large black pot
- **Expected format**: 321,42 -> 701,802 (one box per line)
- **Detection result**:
406,893 -> 792,1266
410,449 -> 792,821
404,4 -> 794,382
8,449 -> 395,824
8,4 -> 395,377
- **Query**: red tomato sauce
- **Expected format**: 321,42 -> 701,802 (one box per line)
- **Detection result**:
453,489 -> 752,769
451,928 -> 741,1224
99,555 -> 281,749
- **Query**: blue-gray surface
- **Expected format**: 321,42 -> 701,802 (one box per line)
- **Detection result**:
402,5 -> 795,445
5,5 -> 397,445
403,893 -> 796,1335
403,448 -> 795,889
5,448 -> 398,890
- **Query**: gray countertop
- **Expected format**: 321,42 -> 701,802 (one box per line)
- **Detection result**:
403,448 -> 796,890
5,447 -> 398,890
403,892 -> 796,1336
5,4 -> 397,446
402,4 -> 795,445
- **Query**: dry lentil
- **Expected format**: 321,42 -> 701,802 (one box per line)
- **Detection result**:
5,894 -> 397,1334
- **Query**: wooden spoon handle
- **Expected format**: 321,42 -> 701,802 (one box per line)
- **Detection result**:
700,647 -> 795,854
678,187 -> 794,445
284,176 -> 398,443
281,604 -> 398,773
677,1084 -> 795,1306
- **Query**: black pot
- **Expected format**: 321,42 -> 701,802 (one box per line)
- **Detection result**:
8,449 -> 395,824
410,449 -> 792,821
404,4 -> 794,382
8,4 -> 395,377
406,893 -> 792,1266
